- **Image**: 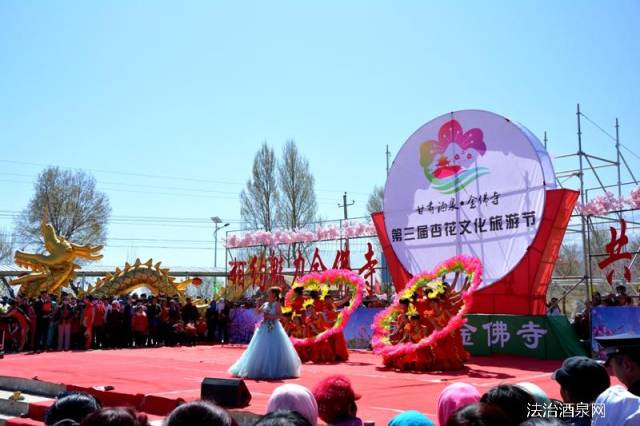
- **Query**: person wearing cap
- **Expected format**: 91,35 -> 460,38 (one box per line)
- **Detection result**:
592,385 -> 640,426
312,375 -> 362,426
552,356 -> 610,425
596,333 -> 640,396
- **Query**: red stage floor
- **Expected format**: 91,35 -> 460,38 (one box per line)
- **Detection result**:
1,345 -> 566,425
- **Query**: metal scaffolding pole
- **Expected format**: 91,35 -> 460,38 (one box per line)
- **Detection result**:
616,118 -> 622,198
576,104 -> 591,296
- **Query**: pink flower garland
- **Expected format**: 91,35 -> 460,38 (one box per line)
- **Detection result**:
371,255 -> 483,357
575,187 -> 640,216
284,269 -> 365,348
225,222 -> 377,248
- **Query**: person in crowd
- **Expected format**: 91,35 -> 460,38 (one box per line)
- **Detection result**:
603,292 -> 618,306
266,384 -> 318,426
592,385 -> 640,426
106,301 -> 124,348
312,375 -> 362,426
616,284 -> 634,306
437,382 -> 481,426
216,297 -> 230,344
184,320 -> 198,346
159,298 -> 171,345
546,297 -> 561,315
388,410 -> 434,426
596,334 -> 640,396
45,392 -> 101,426
56,296 -> 74,351
254,410 -> 311,426
592,291 -> 602,307
181,297 -> 199,324
82,295 -> 95,350
170,320 -> 185,346
80,407 -> 149,426
479,384 -> 535,425
70,297 -> 84,349
514,382 -> 550,407
34,291 -> 53,351
445,403 -> 512,426
131,305 -> 149,347
163,400 -> 236,426
551,356 -> 610,425
206,300 -> 219,343
93,297 -> 107,349
18,296 -> 37,351
195,317 -> 208,341
47,294 -> 59,350
146,295 -> 160,346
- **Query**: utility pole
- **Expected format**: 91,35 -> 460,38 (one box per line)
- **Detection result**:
543,131 -> 548,150
339,192 -> 355,220
338,192 -> 355,251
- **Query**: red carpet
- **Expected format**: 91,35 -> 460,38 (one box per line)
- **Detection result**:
1,345 -> 566,424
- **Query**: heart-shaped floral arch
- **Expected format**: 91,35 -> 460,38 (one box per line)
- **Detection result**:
371,255 -> 482,357
284,269 -> 365,347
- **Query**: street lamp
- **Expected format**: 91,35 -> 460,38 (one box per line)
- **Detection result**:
211,217 -> 230,268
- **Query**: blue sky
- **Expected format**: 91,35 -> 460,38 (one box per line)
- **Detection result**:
1,1 -> 639,267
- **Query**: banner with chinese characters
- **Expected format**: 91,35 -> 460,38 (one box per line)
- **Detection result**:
228,308 -> 586,359
227,243 -> 380,295
384,110 -> 556,288
462,314 -> 586,359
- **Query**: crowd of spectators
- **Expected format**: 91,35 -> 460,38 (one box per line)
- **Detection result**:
40,348 -> 640,426
0,288 -> 390,353
546,284 -> 637,341
0,291 -> 233,353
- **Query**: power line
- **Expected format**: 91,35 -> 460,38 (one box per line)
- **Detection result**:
579,112 -> 617,142
0,160 -> 371,196
621,144 -> 640,162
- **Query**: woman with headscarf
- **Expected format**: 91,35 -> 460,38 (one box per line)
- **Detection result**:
266,384 -> 318,426
388,410 -> 434,426
437,382 -> 481,426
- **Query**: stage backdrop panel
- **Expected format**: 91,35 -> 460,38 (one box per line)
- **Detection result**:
228,307 -> 384,348
591,306 -> 640,360
463,314 -> 587,359
228,308 -> 585,359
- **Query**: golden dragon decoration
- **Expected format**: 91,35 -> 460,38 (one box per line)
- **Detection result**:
12,219 -> 103,298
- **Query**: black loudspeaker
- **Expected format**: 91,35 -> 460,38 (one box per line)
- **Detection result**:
201,378 -> 252,408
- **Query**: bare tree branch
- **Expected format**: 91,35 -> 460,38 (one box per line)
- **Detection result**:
0,228 -> 15,263
240,143 -> 279,231
276,140 -> 317,230
15,167 -> 111,250
366,185 -> 384,215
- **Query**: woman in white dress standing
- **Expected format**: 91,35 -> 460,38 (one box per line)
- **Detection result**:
229,287 -> 301,379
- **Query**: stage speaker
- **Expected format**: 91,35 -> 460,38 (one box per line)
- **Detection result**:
201,378 -> 252,408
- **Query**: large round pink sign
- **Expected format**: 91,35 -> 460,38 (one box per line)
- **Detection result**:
384,110 -> 556,288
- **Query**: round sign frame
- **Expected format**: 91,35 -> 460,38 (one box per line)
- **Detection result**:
383,109 -> 556,288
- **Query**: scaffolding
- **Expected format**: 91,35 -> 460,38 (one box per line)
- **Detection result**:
550,104 -> 639,311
